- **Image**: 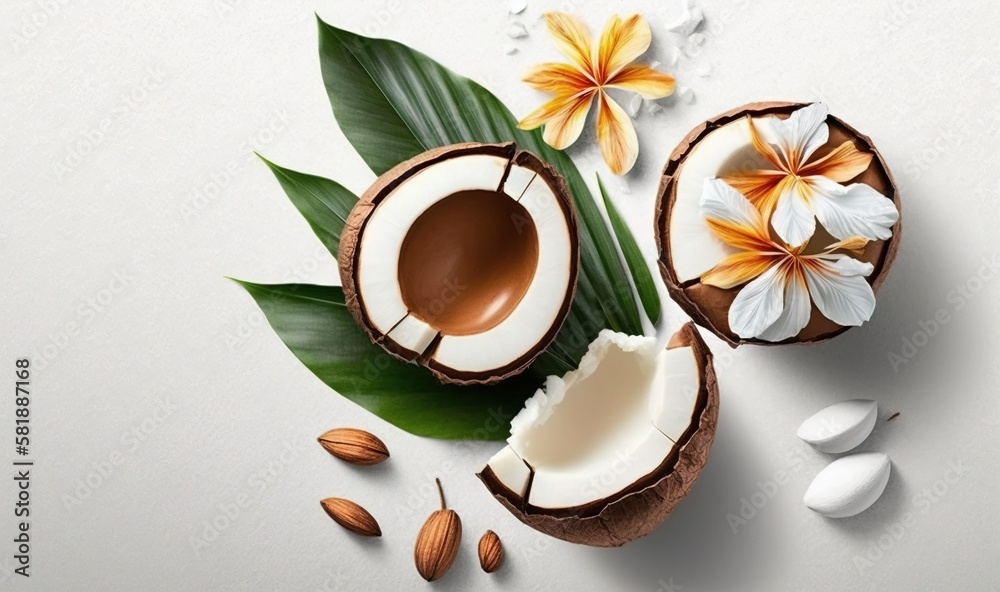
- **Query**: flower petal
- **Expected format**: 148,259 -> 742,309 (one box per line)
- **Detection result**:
811,253 -> 875,277
807,176 -> 899,241
729,264 -> 788,339
701,178 -> 767,233
701,178 -> 776,251
606,64 -> 675,99
720,169 -> 785,216
544,13 -> 595,76
543,93 -> 595,149
595,92 -> 638,175
800,140 -> 873,182
702,251 -> 782,289
757,265 -> 812,342
518,90 -> 590,130
747,116 -> 786,172
518,95 -> 568,130
825,235 -> 870,254
763,103 -> 829,170
596,14 -> 652,80
771,177 -> 816,247
522,62 -> 595,95
802,257 -> 876,327
705,219 -> 777,253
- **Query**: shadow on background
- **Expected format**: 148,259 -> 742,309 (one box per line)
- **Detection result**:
587,183 -> 990,587
588,409 -> 784,590
763,195 -> 981,411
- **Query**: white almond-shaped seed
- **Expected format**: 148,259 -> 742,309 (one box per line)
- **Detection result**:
797,399 -> 877,453
804,452 -> 891,518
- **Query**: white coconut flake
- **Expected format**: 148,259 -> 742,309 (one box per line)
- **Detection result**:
697,63 -> 713,77
508,375 -> 563,436
504,45 -> 519,55
685,33 -> 707,54
664,45 -> 681,67
627,94 -> 643,118
508,0 -> 527,14
506,22 -> 528,39
647,101 -> 664,115
677,86 -> 695,104
665,0 -> 704,36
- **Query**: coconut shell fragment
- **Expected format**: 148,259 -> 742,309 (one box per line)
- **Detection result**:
654,102 -> 902,347
477,322 -> 719,547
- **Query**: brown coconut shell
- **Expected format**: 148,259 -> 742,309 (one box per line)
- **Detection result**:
339,142 -> 580,385
655,102 -> 902,348
477,321 -> 719,547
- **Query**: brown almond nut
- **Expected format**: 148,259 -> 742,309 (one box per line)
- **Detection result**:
414,479 -> 461,581
317,428 -> 389,465
478,530 -> 504,573
320,497 -> 382,537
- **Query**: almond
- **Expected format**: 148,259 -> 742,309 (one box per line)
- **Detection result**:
478,530 -> 503,573
320,497 -> 382,536
317,427 -> 389,465
414,479 -> 461,581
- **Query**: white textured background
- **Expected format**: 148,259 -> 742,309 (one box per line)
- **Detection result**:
2,0 -> 999,590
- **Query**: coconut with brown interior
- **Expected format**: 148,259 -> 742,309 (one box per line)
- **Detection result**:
339,142 -> 579,385
655,102 -> 902,347
478,322 -> 718,547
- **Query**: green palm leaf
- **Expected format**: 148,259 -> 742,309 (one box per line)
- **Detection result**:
317,18 -> 647,346
231,20 -> 661,440
256,154 -> 356,255
233,281 -> 537,440
597,174 -> 662,324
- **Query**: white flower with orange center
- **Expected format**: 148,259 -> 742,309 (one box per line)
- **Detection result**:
517,13 -> 675,175
721,103 -> 899,247
700,178 -> 877,342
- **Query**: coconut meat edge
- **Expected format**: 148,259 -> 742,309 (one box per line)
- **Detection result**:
669,117 -> 755,283
486,330 -> 702,511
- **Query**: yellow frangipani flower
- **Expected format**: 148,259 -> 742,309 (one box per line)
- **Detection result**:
517,13 -> 675,175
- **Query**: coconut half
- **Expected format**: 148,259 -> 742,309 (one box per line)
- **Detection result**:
477,322 -> 719,547
339,142 -> 579,385
655,102 -> 902,347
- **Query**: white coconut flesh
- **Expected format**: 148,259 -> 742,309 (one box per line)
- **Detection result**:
355,153 -> 574,377
486,331 -> 702,510
669,117 -> 772,283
